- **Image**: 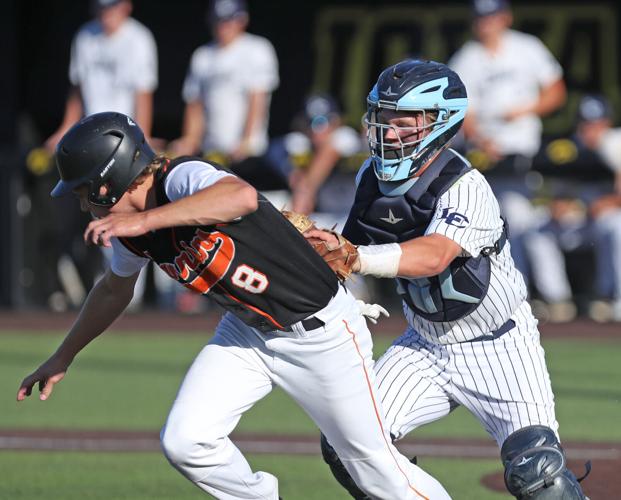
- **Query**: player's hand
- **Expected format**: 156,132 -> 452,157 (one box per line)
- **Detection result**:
168,136 -> 199,157
304,228 -> 340,250
291,180 -> 318,215
84,212 -> 149,247
476,138 -> 503,163
44,130 -> 66,153
356,300 -> 389,325
230,141 -> 251,163
503,105 -> 531,121
17,355 -> 71,402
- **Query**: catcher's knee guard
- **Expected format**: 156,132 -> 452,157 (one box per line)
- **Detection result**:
320,433 -> 370,500
501,425 -> 589,499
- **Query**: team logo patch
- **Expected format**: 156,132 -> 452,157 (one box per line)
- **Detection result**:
380,86 -> 399,97
517,456 -> 534,466
159,229 -> 235,294
439,207 -> 469,228
380,209 -> 404,225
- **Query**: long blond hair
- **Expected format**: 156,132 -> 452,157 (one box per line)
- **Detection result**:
130,154 -> 169,188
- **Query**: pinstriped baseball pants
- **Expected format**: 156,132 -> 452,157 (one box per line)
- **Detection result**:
375,301 -> 558,446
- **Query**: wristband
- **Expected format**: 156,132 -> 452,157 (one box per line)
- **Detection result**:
357,243 -> 402,277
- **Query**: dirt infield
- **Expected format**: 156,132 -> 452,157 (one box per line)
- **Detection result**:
0,429 -> 617,497
1,310 -> 620,339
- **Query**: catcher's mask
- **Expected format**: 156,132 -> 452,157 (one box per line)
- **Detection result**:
366,59 -> 467,182
51,112 -> 156,206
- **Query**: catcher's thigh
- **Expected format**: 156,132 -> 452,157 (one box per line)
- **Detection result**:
374,339 -> 456,440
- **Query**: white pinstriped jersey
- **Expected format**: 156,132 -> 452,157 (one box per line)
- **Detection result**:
369,158 -> 558,447
405,166 -> 529,344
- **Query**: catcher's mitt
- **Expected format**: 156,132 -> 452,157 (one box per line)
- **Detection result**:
281,210 -> 359,281
281,210 -> 317,233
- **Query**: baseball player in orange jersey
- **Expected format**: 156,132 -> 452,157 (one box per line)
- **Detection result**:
16,112 -> 450,499
311,59 -> 589,499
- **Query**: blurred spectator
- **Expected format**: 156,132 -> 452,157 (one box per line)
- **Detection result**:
45,0 -> 157,149
43,0 -> 159,311
449,0 -> 566,280
279,94 -> 364,217
170,0 -> 280,191
526,94 -> 621,321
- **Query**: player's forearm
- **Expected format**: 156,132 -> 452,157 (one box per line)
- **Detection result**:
357,234 -> 461,279
239,91 -> 267,147
304,144 -> 341,188
134,91 -> 154,137
59,87 -> 83,130
181,101 -> 205,152
54,272 -> 133,363
532,79 -> 566,117
143,177 -> 258,230
398,235 -> 461,277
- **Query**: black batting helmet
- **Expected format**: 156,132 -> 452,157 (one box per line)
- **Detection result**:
51,112 -> 156,206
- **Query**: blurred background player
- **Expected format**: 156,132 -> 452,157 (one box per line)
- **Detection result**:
449,0 -> 566,280
170,0 -> 280,192
529,94 -> 621,321
41,0 -> 159,311
268,93 -> 365,223
45,0 -> 157,149
288,94 -> 362,216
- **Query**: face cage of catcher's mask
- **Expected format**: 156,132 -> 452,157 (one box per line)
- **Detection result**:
365,109 -> 447,180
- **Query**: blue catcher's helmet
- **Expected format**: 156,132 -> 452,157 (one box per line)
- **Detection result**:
366,59 -> 468,182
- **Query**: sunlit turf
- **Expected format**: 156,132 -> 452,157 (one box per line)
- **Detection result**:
0,451 -> 507,500
2,330 -> 620,441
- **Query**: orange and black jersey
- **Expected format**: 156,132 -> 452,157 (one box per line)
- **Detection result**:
119,157 -> 338,331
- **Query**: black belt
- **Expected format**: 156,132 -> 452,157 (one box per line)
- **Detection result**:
283,316 -> 325,332
466,319 -> 515,343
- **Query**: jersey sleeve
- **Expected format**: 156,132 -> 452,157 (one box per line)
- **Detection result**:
164,161 -> 235,200
110,238 -> 149,277
243,39 -> 279,92
448,45 -> 480,111
181,48 -> 204,103
131,27 -> 158,92
528,36 -> 563,88
425,171 -> 503,257
598,129 -> 621,172
68,32 -> 81,85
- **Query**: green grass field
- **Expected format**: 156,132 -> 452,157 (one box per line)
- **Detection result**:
1,329 -> 619,499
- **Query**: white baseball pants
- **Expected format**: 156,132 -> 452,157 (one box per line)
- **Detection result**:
160,286 -> 450,499
375,301 -> 558,447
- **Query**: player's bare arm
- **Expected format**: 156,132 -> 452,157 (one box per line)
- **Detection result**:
169,101 -> 204,156
504,78 -> 567,121
396,234 -> 462,277
85,177 -> 258,247
17,269 -> 138,402
44,86 -> 84,152
133,90 -> 154,138
231,90 -> 268,161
